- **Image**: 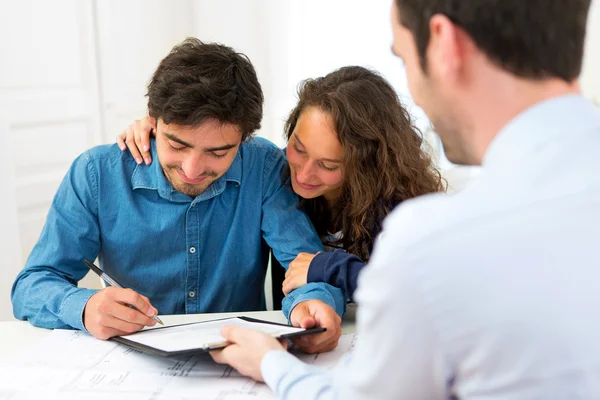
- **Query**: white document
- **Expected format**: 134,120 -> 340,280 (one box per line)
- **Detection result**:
122,317 -> 304,352
0,329 -> 357,399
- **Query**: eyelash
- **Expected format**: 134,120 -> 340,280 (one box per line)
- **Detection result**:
320,164 -> 338,172
292,142 -> 305,154
169,144 -> 227,158
293,143 -> 338,172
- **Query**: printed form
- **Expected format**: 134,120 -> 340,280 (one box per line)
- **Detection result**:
0,329 -> 357,399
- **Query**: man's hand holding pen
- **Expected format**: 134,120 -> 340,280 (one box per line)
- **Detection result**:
83,287 -> 159,340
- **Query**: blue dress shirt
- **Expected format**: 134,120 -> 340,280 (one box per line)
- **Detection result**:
12,137 -> 345,331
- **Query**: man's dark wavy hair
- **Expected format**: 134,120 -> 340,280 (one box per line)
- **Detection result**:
147,38 -> 264,140
395,0 -> 591,81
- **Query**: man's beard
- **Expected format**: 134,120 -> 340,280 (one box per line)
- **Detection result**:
162,165 -> 218,197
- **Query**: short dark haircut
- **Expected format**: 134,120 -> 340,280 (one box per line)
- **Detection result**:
147,38 -> 264,141
395,0 -> 591,81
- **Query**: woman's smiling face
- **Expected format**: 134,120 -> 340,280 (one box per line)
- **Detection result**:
286,106 -> 344,202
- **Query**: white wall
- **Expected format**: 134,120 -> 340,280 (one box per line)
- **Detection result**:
582,0 -> 600,102
0,0 -> 105,309
95,0 -> 195,143
0,114 -> 22,321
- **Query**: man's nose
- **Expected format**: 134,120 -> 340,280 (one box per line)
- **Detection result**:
181,155 -> 206,178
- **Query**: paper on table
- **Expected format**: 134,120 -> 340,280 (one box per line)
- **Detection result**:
0,328 -> 357,399
122,317 -> 305,352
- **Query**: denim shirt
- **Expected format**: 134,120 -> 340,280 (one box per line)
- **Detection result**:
12,137 -> 345,331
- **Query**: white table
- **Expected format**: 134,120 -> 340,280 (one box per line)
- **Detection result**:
0,305 -> 357,360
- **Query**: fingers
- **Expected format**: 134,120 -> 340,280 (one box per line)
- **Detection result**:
210,327 -> 285,381
282,268 -> 304,295
314,305 -> 342,331
285,253 -> 304,278
90,325 -> 130,341
292,314 -> 317,331
279,338 -> 289,351
287,300 -> 343,353
116,132 -> 127,151
84,288 -> 159,340
291,317 -> 341,353
85,305 -> 149,340
289,303 -> 308,327
138,293 -> 152,306
292,332 -> 339,354
111,288 -> 157,316
220,325 -> 244,343
309,309 -> 342,352
133,119 -> 153,165
105,305 -> 147,333
285,264 -> 293,278
282,280 -> 293,296
284,255 -> 310,288
124,125 -> 144,164
101,300 -> 155,330
220,326 -> 270,347
210,347 -> 229,364
299,315 -> 316,329
282,276 -> 297,296
137,293 -> 157,317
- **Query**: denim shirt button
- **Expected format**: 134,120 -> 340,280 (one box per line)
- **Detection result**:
188,291 -> 196,298
189,247 -> 196,254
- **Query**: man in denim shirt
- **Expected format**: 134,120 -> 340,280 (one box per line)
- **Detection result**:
11,38 -> 344,353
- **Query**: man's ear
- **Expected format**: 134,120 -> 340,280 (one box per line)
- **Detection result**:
147,116 -> 157,131
428,14 -> 463,82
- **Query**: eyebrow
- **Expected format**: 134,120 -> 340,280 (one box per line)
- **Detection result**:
294,134 -> 341,163
164,132 -> 237,152
164,133 -> 193,148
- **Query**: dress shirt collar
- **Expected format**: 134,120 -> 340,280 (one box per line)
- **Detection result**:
131,139 -> 243,203
483,94 -> 600,171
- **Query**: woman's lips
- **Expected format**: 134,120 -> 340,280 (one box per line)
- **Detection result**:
296,180 -> 322,191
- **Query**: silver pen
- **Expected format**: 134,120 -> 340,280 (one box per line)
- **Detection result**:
83,259 -> 164,325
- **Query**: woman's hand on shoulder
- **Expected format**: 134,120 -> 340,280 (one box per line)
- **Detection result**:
116,117 -> 154,165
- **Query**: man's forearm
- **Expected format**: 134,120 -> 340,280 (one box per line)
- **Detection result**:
12,268 -> 97,330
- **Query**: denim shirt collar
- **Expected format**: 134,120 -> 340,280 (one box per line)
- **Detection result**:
131,139 -> 242,203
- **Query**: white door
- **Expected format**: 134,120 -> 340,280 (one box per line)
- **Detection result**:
0,1 -> 197,316
0,0 -> 104,306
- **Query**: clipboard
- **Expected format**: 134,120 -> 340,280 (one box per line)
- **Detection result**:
111,316 -> 325,357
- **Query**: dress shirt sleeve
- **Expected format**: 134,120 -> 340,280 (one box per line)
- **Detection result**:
259,147 -> 346,319
308,250 -> 365,302
260,206 -> 452,400
11,152 -> 101,331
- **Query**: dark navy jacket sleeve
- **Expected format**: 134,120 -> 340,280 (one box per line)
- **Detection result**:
306,200 -> 402,302
307,250 -> 365,302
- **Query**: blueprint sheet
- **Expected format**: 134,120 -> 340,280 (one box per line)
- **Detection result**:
0,329 -> 357,399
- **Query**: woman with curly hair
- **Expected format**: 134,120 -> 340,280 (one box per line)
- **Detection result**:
118,66 -> 444,301
279,66 -> 443,300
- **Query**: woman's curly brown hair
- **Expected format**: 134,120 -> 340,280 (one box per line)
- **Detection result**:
285,66 -> 444,261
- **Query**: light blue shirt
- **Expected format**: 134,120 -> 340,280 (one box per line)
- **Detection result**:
12,137 -> 345,331
261,94 -> 600,399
